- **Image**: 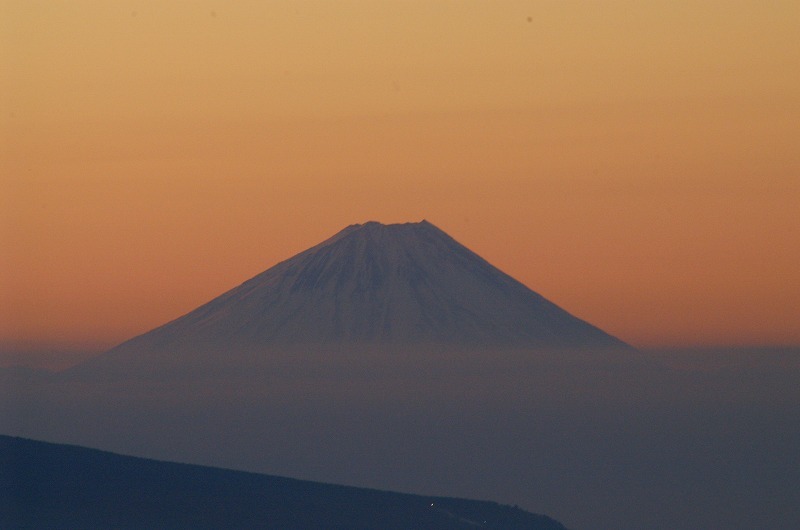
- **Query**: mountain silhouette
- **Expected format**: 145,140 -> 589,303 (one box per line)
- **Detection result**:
0,435 -> 567,530
68,221 -> 629,378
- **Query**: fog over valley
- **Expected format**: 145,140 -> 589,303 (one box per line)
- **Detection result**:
3,222 -> 798,529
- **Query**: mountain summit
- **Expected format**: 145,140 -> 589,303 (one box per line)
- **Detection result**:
90,221 -> 628,358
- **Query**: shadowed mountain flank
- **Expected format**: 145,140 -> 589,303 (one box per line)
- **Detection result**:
0,435 -> 567,530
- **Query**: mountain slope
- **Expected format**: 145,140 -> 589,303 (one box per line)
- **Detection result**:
63,221 -> 632,378
68,221 -> 629,378
0,435 -> 567,530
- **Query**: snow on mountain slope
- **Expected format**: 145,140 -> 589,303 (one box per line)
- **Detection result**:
130,221 -> 622,346
67,221 -> 630,377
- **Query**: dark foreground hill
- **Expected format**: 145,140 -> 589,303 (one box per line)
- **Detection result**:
0,435 -> 567,530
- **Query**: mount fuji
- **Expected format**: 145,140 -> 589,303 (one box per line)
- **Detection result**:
68,221 -> 630,378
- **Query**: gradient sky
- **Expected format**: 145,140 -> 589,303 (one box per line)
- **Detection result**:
2,1 -> 799,355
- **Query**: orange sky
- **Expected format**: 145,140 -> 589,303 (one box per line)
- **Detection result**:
2,1 -> 799,354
